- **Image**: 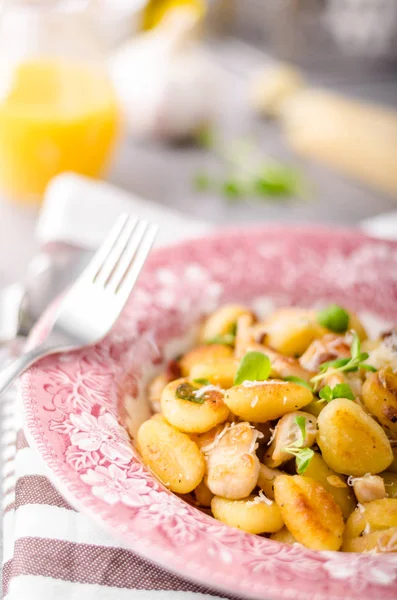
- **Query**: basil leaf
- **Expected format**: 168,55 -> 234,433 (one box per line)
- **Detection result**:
319,385 -> 333,403
317,304 -> 349,333
234,351 -> 271,386
175,383 -> 204,404
294,416 -> 306,443
193,378 -> 210,386
206,333 -> 235,347
284,376 -> 312,391
332,383 -> 355,400
320,357 -> 350,372
296,448 -> 314,475
360,364 -> 377,372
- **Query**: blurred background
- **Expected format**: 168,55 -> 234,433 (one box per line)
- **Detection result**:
0,0 -> 397,282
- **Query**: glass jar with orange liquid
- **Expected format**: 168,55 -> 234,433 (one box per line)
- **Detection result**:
0,0 -> 121,204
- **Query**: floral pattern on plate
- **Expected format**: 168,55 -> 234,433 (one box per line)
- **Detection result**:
22,227 -> 397,600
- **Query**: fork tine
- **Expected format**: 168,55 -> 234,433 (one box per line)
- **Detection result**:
106,219 -> 148,292
95,215 -> 138,287
80,212 -> 131,282
114,223 -> 158,299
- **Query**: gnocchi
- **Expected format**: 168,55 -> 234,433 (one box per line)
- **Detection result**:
137,415 -> 205,493
274,475 -> 345,551
343,499 -> 397,552
160,378 -> 229,433
317,399 -> 393,475
211,494 -> 284,534
224,380 -> 313,422
136,302 -> 397,554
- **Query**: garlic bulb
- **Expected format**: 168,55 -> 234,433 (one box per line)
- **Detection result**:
108,9 -> 221,140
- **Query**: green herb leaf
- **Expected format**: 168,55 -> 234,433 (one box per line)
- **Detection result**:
319,385 -> 333,403
332,383 -> 355,400
295,416 -> 306,443
360,364 -> 377,372
175,383 -> 204,404
284,376 -> 312,391
317,305 -> 349,333
222,178 -> 245,200
206,333 -> 235,347
193,171 -> 211,191
193,378 -> 211,386
319,357 -> 350,373
296,448 -> 315,475
311,330 -> 376,385
195,127 -> 214,149
234,351 -> 271,386
254,164 -> 302,198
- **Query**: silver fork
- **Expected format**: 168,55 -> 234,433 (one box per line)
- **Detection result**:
0,213 -> 157,397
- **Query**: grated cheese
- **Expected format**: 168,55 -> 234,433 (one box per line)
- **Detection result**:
267,427 -> 277,447
362,523 -> 371,536
200,422 -> 232,453
241,380 -> 289,388
250,395 -> 259,408
247,489 -> 273,506
194,384 -> 222,398
357,503 -> 365,514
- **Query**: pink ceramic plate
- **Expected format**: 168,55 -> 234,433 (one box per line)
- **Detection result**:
23,226 -> 397,600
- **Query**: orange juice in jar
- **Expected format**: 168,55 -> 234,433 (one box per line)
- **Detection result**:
0,0 -> 121,204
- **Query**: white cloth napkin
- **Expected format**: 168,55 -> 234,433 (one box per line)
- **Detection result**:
38,172 -> 212,249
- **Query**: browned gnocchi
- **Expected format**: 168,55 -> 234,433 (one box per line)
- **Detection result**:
136,302 -> 397,553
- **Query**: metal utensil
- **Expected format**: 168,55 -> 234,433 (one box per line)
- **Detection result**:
0,213 -> 157,397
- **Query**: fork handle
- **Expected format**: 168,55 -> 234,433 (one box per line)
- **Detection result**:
0,345 -> 51,397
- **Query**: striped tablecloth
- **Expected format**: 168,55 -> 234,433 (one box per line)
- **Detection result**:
2,385 -> 233,600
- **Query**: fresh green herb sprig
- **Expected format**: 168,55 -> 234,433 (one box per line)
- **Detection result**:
317,304 -> 349,333
283,376 -> 312,391
282,416 -> 314,475
311,331 -> 376,385
193,132 -> 310,203
234,351 -> 271,386
318,383 -> 355,403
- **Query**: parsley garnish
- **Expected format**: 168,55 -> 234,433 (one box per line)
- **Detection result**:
284,376 -> 312,391
234,351 -> 271,386
175,383 -> 205,404
282,416 -> 314,475
318,383 -> 355,403
311,331 -> 376,385
317,304 -> 349,333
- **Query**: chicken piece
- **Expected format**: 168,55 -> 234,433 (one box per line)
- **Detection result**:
300,334 -> 351,372
264,411 -> 317,468
352,474 -> 387,504
201,421 -> 260,500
